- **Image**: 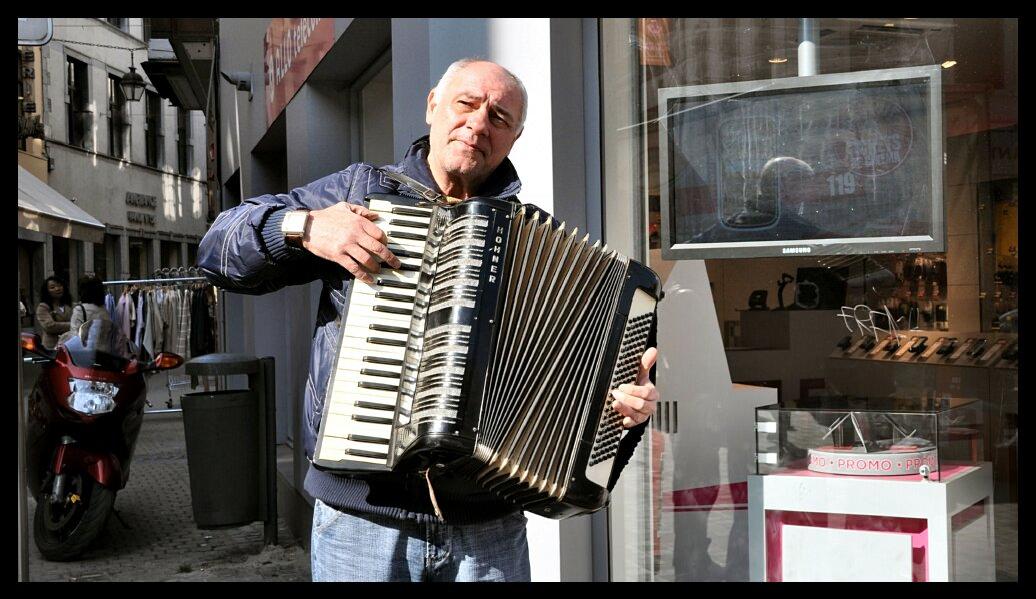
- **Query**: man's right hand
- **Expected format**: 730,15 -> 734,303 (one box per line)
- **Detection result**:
302,202 -> 401,285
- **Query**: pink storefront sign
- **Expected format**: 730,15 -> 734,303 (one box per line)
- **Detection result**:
264,18 -> 335,126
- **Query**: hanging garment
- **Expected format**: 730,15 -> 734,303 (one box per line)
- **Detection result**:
190,286 -> 216,356
164,287 -> 180,357
143,289 -> 165,358
114,292 -> 134,340
105,292 -> 117,322
134,290 -> 146,354
178,288 -> 193,358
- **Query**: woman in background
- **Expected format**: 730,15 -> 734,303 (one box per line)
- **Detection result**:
67,275 -> 112,335
35,276 -> 72,349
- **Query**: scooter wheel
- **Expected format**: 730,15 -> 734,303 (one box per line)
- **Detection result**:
33,472 -> 115,561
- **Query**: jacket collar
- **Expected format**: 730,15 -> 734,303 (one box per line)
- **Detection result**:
396,136 -> 522,201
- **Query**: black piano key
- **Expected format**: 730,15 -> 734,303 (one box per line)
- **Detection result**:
392,231 -> 428,241
343,448 -> 389,459
369,323 -> 410,334
367,336 -> 407,347
388,248 -> 424,259
376,278 -> 419,290
351,414 -> 394,426
363,356 -> 404,366
375,291 -> 417,303
395,263 -> 421,272
354,400 -> 396,412
360,368 -> 402,379
390,219 -> 429,229
391,206 -> 432,218
373,305 -> 414,316
346,434 -> 390,445
358,381 -> 401,392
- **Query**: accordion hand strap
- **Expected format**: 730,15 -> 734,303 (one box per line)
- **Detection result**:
423,468 -> 446,522
377,168 -> 462,206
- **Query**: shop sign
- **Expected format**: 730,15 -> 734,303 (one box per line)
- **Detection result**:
125,191 -> 157,209
639,18 -> 671,67
264,18 -> 335,126
127,211 -> 155,226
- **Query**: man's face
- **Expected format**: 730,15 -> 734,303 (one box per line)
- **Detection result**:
426,62 -> 524,189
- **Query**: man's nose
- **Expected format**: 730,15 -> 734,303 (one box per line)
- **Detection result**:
465,106 -> 490,135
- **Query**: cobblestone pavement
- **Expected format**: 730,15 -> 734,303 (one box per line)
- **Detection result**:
25,411 -> 311,582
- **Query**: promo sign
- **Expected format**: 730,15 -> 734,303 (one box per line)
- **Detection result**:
263,18 -> 335,127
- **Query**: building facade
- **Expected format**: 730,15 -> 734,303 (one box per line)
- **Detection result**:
18,17 -> 208,322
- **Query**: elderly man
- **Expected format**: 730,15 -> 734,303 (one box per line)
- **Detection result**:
198,59 -> 659,582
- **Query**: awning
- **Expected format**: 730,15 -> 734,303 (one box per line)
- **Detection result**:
18,165 -> 105,244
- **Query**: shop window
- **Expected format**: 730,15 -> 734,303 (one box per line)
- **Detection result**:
602,17 -> 1017,582
66,55 -> 90,149
145,91 -> 163,167
108,74 -> 129,159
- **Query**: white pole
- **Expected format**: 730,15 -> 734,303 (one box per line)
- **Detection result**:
798,18 -> 818,76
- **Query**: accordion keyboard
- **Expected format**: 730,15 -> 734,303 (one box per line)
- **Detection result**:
315,198 -> 433,467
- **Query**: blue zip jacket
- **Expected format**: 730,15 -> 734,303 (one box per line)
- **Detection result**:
198,137 -> 647,523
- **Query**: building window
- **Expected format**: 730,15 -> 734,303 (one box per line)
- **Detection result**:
145,91 -> 163,167
17,51 -> 25,151
107,74 -> 129,159
104,18 -> 128,32
177,107 -> 192,175
66,56 -> 90,149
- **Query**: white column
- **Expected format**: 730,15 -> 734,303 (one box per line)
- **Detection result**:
149,237 -> 161,274
82,240 -> 95,275
118,233 -> 130,279
392,17 -> 599,582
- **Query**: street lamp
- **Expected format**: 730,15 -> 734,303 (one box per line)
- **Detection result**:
120,50 -> 147,102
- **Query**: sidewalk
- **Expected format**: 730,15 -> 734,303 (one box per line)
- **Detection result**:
25,410 -> 311,582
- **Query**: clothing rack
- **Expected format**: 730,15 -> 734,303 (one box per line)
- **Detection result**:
103,266 -> 210,287
102,267 -> 219,415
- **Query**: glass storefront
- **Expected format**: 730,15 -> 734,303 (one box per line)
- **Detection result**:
601,18 -> 1017,582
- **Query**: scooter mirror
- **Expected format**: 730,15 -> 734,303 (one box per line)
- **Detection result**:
147,352 -> 184,371
20,332 -> 53,358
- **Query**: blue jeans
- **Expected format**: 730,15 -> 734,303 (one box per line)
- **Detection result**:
310,499 -> 531,582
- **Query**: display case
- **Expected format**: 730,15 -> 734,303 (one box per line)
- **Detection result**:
749,396 -> 994,581
754,396 -> 983,480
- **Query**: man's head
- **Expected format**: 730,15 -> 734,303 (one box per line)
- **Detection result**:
425,59 -> 526,198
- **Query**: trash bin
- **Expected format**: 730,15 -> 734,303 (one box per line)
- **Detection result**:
181,353 -> 277,543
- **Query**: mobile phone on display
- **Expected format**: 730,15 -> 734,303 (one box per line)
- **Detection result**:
949,338 -> 977,361
935,337 -> 958,356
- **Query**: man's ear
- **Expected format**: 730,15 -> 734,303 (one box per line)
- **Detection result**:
514,126 -> 523,142
425,88 -> 437,126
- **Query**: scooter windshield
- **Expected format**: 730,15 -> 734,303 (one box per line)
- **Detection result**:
60,319 -> 138,370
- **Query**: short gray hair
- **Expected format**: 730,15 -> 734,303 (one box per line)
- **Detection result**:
433,58 -> 527,130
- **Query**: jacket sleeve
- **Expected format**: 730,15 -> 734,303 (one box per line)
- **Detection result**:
36,304 -> 70,335
197,163 -> 369,295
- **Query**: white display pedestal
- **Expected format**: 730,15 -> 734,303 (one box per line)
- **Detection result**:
748,462 -> 995,581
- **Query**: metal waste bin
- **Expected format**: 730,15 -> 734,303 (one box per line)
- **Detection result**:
181,353 -> 277,544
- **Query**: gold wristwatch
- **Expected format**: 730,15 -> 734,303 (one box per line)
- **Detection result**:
281,209 -> 310,249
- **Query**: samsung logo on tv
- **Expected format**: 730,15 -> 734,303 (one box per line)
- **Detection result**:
782,247 -> 812,254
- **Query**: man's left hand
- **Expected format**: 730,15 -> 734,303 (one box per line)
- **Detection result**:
611,347 -> 659,428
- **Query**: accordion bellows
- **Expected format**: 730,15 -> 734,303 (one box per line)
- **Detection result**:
314,194 -> 661,519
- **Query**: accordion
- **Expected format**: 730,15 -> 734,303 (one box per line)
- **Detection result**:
314,193 -> 661,518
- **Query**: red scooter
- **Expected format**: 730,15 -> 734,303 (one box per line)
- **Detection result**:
21,319 -> 183,561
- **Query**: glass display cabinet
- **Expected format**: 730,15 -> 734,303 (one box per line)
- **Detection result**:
748,396 -> 994,582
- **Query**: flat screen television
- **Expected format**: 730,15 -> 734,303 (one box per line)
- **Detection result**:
658,65 -> 944,260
